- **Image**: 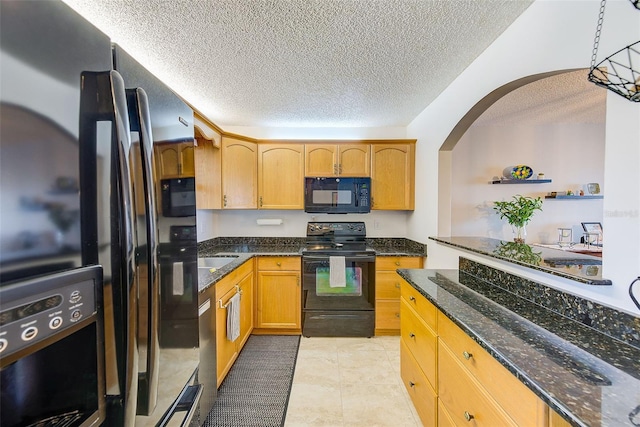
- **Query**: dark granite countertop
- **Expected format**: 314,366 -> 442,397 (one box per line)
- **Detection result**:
196,237 -> 427,292
430,236 -> 610,285
397,268 -> 640,427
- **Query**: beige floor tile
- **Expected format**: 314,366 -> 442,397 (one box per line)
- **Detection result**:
340,383 -> 419,426
375,335 -> 402,351
334,337 -> 386,352
296,348 -> 339,362
293,357 -> 340,386
299,336 -> 340,351
284,383 -> 344,426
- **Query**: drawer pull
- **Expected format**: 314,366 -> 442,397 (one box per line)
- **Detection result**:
395,283 -> 401,288
409,381 -> 415,388
395,313 -> 400,318
464,411 -> 474,422
409,332 -> 415,338
276,262 -> 281,266
395,261 -> 401,266
462,351 -> 473,360
409,296 -> 416,302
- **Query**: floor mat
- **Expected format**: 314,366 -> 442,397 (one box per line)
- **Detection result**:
202,335 -> 301,427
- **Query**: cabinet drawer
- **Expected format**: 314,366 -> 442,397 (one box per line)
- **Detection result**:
375,300 -> 400,330
437,399 -> 456,427
400,299 -> 437,389
438,342 -> 517,426
257,256 -> 300,271
400,280 -> 437,331
375,271 -> 402,299
376,256 -> 423,271
215,259 -> 253,299
400,339 -> 437,426
438,312 -> 547,426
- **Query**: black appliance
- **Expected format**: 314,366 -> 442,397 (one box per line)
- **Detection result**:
0,267 -> 104,427
161,177 -> 197,217
301,222 -> 375,337
304,177 -> 371,214
0,2 -> 207,426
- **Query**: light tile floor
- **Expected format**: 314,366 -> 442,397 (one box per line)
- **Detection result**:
284,336 -> 422,427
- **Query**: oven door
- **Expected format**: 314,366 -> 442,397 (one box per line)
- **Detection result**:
302,254 -> 375,337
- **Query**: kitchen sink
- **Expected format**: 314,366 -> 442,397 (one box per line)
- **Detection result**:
198,256 -> 238,272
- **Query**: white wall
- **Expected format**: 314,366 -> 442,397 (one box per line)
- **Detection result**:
407,0 -> 640,314
452,121 -> 605,244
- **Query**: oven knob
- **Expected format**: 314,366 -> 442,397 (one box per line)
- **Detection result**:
21,326 -> 38,341
0,338 -> 7,353
49,316 -> 63,330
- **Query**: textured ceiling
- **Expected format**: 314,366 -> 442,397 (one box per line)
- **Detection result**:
61,0 -> 534,128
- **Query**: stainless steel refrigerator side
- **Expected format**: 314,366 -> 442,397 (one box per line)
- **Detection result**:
79,70 -> 138,427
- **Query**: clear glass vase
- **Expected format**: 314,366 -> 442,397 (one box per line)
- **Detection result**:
511,224 -> 527,244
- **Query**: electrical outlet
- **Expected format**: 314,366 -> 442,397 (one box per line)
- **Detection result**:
374,220 -> 381,230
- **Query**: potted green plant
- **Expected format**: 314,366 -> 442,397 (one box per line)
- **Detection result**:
493,195 -> 543,243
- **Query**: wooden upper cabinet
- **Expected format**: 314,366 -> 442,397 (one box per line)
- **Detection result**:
156,141 -> 195,179
221,137 -> 257,209
305,144 -> 370,177
258,144 -> 304,209
371,143 -> 415,210
194,136 -> 221,209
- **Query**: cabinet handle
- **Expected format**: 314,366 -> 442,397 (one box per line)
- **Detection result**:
464,411 -> 474,422
259,196 -> 263,207
395,283 -> 401,288
333,163 -> 338,175
462,351 -> 473,360
395,313 -> 400,318
371,197 -> 374,208
276,262 -> 281,266
408,381 -> 415,388
409,332 -> 415,338
338,164 -> 342,174
395,261 -> 401,266
409,296 -> 416,302
223,194 -> 227,207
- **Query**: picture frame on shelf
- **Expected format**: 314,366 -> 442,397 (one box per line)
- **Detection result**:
581,222 -> 603,234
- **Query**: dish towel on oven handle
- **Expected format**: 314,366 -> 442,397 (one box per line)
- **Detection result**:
329,256 -> 346,287
226,292 -> 241,342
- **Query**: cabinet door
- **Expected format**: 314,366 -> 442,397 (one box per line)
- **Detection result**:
156,144 -> 180,178
194,137 -> 221,209
258,144 -> 304,209
221,137 -> 257,209
180,144 -> 195,176
256,270 -> 301,329
338,144 -> 370,176
216,285 -> 240,386
305,144 -> 336,176
371,143 -> 415,210
238,271 -> 254,348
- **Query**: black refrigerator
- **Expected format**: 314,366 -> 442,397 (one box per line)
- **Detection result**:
0,1 -> 206,426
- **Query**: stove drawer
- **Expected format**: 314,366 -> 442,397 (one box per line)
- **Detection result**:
302,310 -> 374,337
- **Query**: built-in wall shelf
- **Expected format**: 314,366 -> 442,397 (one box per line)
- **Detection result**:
545,195 -> 604,200
490,179 -> 552,184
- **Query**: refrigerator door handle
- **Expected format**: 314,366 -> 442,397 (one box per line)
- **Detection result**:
129,87 -> 161,415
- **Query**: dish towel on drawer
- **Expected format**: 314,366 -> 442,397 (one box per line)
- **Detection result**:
329,256 -> 346,287
226,292 -> 241,342
172,262 -> 184,295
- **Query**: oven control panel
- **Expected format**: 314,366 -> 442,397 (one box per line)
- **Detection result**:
307,222 -> 366,236
0,267 -> 99,358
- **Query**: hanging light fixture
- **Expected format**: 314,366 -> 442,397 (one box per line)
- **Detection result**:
587,0 -> 640,102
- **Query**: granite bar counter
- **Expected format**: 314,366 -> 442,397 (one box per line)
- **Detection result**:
196,237 -> 427,292
397,266 -> 640,427
430,236 -> 610,285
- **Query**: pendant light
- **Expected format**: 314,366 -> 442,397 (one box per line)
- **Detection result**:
587,0 -> 640,102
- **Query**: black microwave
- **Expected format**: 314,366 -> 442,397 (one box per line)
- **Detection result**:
161,177 -> 196,217
304,177 -> 371,214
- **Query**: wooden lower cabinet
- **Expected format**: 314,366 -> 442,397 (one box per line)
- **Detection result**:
375,256 -> 423,335
255,256 -> 301,333
215,260 -> 254,387
399,277 -> 551,427
400,339 -> 437,426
